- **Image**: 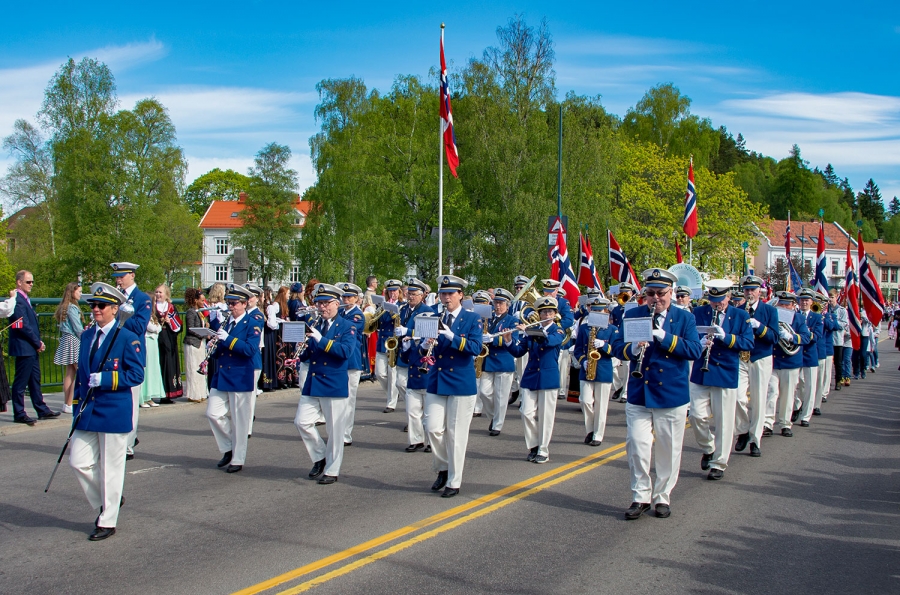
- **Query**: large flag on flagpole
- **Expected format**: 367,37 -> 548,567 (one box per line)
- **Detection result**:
813,221 -> 829,296
439,27 -> 459,178
857,231 -> 885,326
577,232 -> 604,294
683,156 -> 698,238
844,242 -> 862,350
550,232 -> 581,308
607,230 -> 641,291
784,213 -> 802,292
674,236 -> 684,264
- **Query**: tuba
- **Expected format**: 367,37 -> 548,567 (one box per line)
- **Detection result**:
810,302 -> 822,314
777,322 -> 801,356
513,276 -> 541,325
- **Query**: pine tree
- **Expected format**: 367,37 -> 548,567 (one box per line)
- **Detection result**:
889,196 -> 900,217
823,163 -> 838,187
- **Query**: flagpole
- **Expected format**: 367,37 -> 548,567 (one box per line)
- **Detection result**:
438,23 -> 445,277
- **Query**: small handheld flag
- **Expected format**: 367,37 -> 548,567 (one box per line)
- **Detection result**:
857,231 -> 885,326
683,157 -> 698,238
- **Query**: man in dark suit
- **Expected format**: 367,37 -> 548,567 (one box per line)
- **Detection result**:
9,270 -> 58,425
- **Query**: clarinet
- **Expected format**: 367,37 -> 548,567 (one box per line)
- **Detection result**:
699,311 -> 721,373
631,304 -> 655,379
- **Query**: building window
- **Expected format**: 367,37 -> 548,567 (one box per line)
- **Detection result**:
215,265 -> 228,282
215,237 -> 229,255
892,269 -> 898,283
831,260 -> 839,275
882,269 -> 889,283
289,266 -> 301,283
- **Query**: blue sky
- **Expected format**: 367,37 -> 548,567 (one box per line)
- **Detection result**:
2,1 -> 899,206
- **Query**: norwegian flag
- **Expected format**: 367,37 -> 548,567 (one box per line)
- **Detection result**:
9,318 -> 23,330
813,221 -> 829,296
607,230 -> 641,291
784,215 -> 802,292
577,232 -> 604,294
439,28 -> 459,178
683,157 -> 698,238
857,231 -> 885,326
674,236 -> 684,264
844,242 -> 862,350
550,231 -> 581,308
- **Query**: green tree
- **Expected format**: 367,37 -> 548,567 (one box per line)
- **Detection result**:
889,197 -> 900,217
230,143 -> 299,287
769,145 -> 819,220
184,168 -> 251,216
856,178 -> 885,235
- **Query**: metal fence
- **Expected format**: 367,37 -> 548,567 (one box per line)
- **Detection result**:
7,298 -> 187,389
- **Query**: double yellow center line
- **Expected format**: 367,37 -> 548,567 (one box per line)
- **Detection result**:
234,441 -> 628,595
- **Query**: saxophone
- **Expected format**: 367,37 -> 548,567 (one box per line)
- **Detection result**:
475,345 -> 489,378
586,325 -> 601,381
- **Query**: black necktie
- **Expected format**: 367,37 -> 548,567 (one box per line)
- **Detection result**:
90,330 -> 102,361
225,320 -> 235,333
446,314 -> 454,328
714,311 -> 722,326
748,305 -> 755,318
653,315 -> 661,330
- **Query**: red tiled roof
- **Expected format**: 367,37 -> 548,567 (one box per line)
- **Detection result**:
756,220 -> 855,251
865,243 -> 900,266
199,193 -> 311,229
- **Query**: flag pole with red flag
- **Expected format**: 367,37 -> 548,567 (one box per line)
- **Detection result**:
857,230 -> 885,326
674,235 -> 684,264
683,155 -> 698,263
438,23 -> 459,277
845,242 -> 863,350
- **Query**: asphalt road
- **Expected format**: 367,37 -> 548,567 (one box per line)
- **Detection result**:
1,345 -> 898,595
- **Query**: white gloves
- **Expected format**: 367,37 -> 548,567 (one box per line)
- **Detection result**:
630,343 -> 643,357
308,327 -> 323,342
402,337 -> 412,351
652,329 -> 666,342
700,336 -> 710,349
88,373 -> 102,388
713,325 -> 726,340
593,338 -> 605,349
216,328 -> 229,341
582,359 -> 589,371
394,326 -> 407,337
779,327 -> 794,342
438,328 -> 454,341
748,318 -> 761,329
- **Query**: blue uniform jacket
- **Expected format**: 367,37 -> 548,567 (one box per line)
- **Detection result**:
8,293 -> 41,357
612,306 -> 703,409
210,314 -> 263,392
609,303 -> 626,328
482,313 -> 519,373
690,305 -> 754,389
800,311 -> 822,367
301,316 -> 357,398
121,286 -> 151,365
73,325 -> 145,433
573,321 -> 618,383
508,322 -> 565,390
400,311 -> 438,390
396,302 -> 436,368
822,310 -> 839,356
375,302 -> 404,353
773,312 -> 811,370
248,307 -> 265,370
425,310 -> 484,396
341,305 -> 366,371
743,300 -> 779,362
557,296 -> 575,349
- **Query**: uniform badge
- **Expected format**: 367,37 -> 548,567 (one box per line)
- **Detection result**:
113,358 -> 119,370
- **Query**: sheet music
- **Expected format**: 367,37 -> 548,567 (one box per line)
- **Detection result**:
623,317 -> 653,343
281,322 -> 307,342
414,316 -> 439,340
777,308 -> 795,325
383,302 -> 400,315
588,312 -> 609,329
473,304 -> 493,319
189,327 -> 216,339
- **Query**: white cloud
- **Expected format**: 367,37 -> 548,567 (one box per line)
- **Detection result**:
724,92 -> 900,126
555,34 -> 706,57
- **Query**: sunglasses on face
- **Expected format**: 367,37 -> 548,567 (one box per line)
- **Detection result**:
23,280 -> 34,285
90,303 -> 110,310
643,289 -> 670,297
226,301 -> 242,307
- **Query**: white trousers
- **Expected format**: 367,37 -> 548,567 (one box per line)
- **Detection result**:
248,369 -> 261,435
771,368 -> 800,430
689,383 -> 737,471
294,395 -> 349,477
344,370 -> 361,443
797,366 -> 819,423
579,381 -> 611,441
735,355 -> 773,446
126,384 -> 141,455
765,373 -> 778,429
513,354 -> 529,393
406,387 -> 430,446
625,402 -> 688,506
425,393 -> 475,489
69,430 -> 127,528
395,366 -> 409,410
478,371 -> 514,431
520,388 -> 558,457
816,358 -> 830,407
557,350 -> 571,397
612,359 -> 629,399
297,362 -> 324,424
206,388 -> 253,465
375,353 -> 399,409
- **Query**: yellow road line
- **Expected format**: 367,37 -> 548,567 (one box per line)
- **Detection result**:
277,449 -> 629,594
233,442 -> 626,595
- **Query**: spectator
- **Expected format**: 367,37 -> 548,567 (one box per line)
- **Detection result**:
140,304 -> 164,408
0,289 -> 18,413
363,276 -> 378,310
288,282 -> 305,321
852,314 -> 871,379
272,285 -> 297,388
259,287 -> 278,392
53,282 -> 84,414
154,284 -> 183,403
183,288 -> 209,403
9,270 -> 58,425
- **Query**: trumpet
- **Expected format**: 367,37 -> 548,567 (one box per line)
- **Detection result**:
811,302 -> 822,314
631,304 -> 655,378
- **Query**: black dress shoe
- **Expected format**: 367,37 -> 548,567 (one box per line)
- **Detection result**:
14,417 -> 36,426
734,432 -> 750,452
700,453 -> 713,471
39,411 -> 61,419
89,527 -> 116,541
133,438 -> 140,446
707,468 -> 724,480
160,397 -> 175,405
812,408 -> 821,416
315,421 -> 325,426
472,412 -> 482,417
624,502 -> 650,520
527,446 -> 538,463
317,475 -> 338,485
799,420 -> 810,427
791,409 -> 800,423
125,453 -> 134,461
423,445 -> 432,453
508,390 -> 519,405
589,440 -> 602,447
344,442 -> 352,446
655,503 -> 671,518
383,407 -> 395,413
584,432 -> 593,445
749,443 -> 761,457
402,425 -> 408,432
489,430 -> 500,436
431,471 -> 448,491
762,427 -> 773,437
308,458 -> 326,479
405,443 -> 424,452
834,384 -> 841,391
226,464 -> 242,473
781,428 -> 793,437
441,487 -> 459,498
217,451 -> 233,468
